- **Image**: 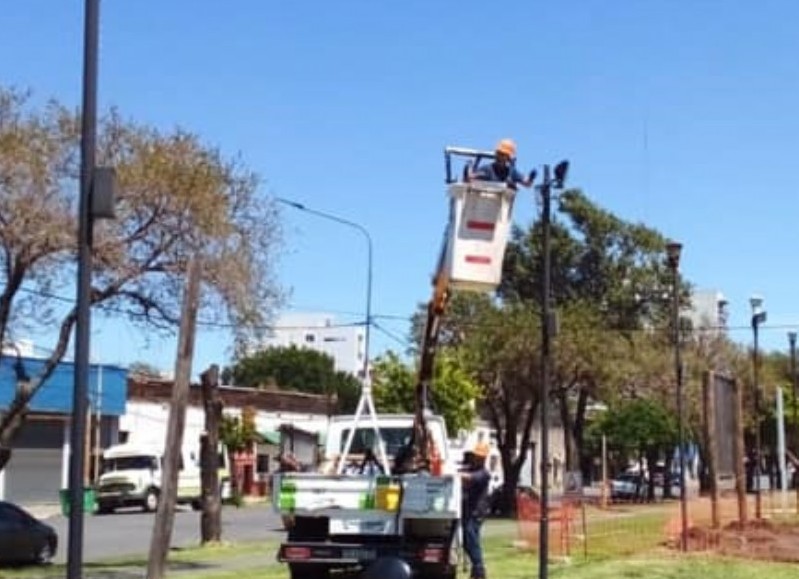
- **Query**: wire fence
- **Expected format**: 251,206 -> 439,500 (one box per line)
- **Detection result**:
512,489 -> 799,565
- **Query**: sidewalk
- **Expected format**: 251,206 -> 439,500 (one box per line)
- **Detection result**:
25,502 -> 62,520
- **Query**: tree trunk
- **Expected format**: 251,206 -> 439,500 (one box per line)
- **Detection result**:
147,257 -> 201,579
200,364 -> 223,544
0,309 -> 77,472
573,387 -> 589,475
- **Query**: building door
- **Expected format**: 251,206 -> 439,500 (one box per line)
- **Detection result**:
5,419 -> 64,504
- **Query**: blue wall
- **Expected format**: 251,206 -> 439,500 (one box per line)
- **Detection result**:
0,356 -> 127,416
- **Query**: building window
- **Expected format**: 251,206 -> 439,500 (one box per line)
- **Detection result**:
305,333 -> 316,343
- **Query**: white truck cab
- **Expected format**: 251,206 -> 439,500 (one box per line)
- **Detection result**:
320,414 -> 452,475
96,442 -> 231,514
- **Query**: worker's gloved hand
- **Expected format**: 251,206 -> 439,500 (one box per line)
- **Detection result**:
528,170 -> 537,184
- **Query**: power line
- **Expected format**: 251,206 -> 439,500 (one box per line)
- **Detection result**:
372,321 -> 410,349
15,285 -> 799,337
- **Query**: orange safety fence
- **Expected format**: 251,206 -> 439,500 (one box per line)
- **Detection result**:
515,490 -> 578,558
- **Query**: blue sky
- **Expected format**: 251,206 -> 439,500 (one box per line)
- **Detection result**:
4,0 -> 799,375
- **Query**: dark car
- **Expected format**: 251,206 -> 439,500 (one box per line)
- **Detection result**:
0,501 -> 58,565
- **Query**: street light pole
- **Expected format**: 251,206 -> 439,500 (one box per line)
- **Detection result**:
788,331 -> 797,508
276,198 -> 373,379
666,241 -> 687,552
751,296 -> 767,520
536,160 -> 568,579
68,1 -> 100,578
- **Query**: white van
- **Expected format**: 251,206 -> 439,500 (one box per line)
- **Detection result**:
95,442 -> 231,513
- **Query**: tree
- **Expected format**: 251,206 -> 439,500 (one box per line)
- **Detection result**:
219,407 -> 261,498
500,188 -> 682,473
370,350 -> 480,436
0,87 -> 282,471
596,398 -> 678,501
128,361 -> 163,380
459,300 -> 542,514
230,345 -> 359,412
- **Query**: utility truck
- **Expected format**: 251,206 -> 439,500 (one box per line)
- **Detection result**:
95,441 -> 231,513
273,147 -> 519,579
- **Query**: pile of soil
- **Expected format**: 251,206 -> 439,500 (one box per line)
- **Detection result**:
671,520 -> 799,563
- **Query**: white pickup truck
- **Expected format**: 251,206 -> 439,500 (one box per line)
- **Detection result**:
273,414 -> 461,579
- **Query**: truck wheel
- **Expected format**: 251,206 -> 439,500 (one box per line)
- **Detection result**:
288,563 -> 328,579
143,489 -> 159,512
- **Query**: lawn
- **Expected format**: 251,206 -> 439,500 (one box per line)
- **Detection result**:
2,506 -> 797,578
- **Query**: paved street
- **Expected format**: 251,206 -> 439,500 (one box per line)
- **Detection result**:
45,504 -> 283,564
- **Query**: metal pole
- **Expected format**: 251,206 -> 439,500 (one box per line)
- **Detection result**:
777,387 -> 787,511
668,252 -> 688,552
789,331 -> 798,511
753,320 -> 762,519
68,0 -> 99,577
538,165 -> 552,579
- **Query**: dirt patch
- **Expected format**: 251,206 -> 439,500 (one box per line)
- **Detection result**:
666,520 -> 799,563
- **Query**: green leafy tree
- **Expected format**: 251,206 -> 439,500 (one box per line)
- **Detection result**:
596,398 -> 678,500
458,300 -> 542,512
500,188 -> 683,472
231,345 -> 359,412
370,350 -> 480,436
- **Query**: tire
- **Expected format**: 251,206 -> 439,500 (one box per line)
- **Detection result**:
96,503 -> 114,515
191,499 -> 202,511
143,489 -> 159,512
288,563 -> 329,579
36,541 -> 55,565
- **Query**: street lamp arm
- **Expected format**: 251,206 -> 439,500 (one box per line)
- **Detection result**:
276,197 -> 373,379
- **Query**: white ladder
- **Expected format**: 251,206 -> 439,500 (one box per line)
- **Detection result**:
336,379 -> 391,475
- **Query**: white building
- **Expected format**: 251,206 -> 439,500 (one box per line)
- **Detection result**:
687,289 -> 728,332
256,313 -> 366,376
449,417 -> 567,493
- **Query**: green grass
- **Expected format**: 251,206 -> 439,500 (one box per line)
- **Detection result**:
190,557 -> 799,579
3,508 -> 796,578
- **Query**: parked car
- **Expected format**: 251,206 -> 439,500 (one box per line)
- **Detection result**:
0,501 -> 58,565
610,473 -> 646,500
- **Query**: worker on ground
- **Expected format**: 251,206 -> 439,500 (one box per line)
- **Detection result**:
467,139 -> 535,189
460,442 -> 491,579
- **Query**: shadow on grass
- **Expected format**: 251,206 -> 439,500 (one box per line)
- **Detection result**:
0,559 -> 218,579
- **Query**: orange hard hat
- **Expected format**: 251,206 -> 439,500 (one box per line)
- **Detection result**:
473,442 -> 490,458
496,139 -> 517,158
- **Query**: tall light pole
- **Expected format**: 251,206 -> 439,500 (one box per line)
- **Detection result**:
69,1 -> 100,578
751,295 -> 767,519
665,241 -> 687,552
788,331 -> 797,506
537,160 -> 568,579
276,198 -> 373,379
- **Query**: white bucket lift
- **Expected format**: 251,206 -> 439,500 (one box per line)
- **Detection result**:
442,181 -> 516,293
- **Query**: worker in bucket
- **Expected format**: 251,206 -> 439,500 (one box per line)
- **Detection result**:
460,442 -> 492,579
467,138 -> 535,189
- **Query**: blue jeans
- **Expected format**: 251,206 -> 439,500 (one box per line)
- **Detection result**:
463,516 -> 485,578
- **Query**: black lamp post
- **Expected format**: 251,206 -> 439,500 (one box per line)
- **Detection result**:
537,160 -> 568,579
750,295 -> 767,519
789,331 -> 797,501
665,241 -> 687,552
